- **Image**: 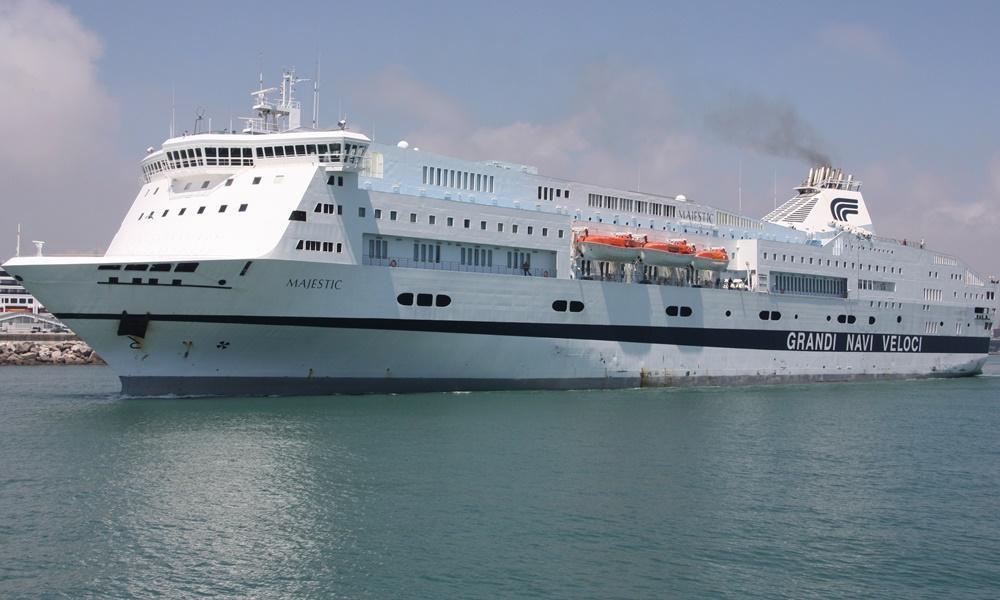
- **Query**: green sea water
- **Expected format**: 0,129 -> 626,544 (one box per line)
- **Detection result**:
2,359 -> 999,599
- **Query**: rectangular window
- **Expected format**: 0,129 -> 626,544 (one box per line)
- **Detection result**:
512,224 -> 519,234
447,217 -> 454,226
429,215 -> 436,225
239,204 -> 247,212
410,213 -> 417,223
480,221 -> 487,230
358,207 -> 366,217
464,219 -> 470,229
390,210 -> 397,221
252,176 -> 261,185
219,205 -> 227,213
527,226 -> 533,235
497,223 -> 504,232
374,209 -> 382,219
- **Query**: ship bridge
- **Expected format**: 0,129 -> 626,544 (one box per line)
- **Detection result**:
140,68 -> 371,183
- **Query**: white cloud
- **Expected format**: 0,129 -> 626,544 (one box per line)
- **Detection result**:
861,159 -> 1000,275
0,0 -> 132,257
817,23 -> 903,70
358,64 -> 705,197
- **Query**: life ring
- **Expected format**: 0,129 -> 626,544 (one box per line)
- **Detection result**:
543,270 -> 549,278
389,259 -> 397,267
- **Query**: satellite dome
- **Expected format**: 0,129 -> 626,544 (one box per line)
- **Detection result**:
676,194 -> 687,202
397,140 -> 409,149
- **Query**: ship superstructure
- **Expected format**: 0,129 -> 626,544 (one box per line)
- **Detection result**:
3,72 -> 997,395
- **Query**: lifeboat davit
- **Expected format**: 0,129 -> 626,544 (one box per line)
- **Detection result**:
577,234 -> 643,262
640,240 -> 695,267
691,248 -> 729,271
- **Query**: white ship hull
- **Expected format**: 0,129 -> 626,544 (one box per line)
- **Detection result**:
7,259 -> 988,396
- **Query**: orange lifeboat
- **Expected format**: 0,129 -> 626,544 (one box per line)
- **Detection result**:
640,239 -> 695,267
691,248 -> 729,271
577,233 -> 643,262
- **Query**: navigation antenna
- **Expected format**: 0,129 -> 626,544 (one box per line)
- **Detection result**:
15,223 -> 21,257
312,55 -> 321,129
193,106 -> 205,134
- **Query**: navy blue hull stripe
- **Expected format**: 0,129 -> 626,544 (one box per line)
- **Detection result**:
55,312 -> 990,354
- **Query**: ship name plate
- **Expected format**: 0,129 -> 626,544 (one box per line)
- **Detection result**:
287,278 -> 344,290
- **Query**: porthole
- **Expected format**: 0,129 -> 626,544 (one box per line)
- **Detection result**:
896,316 -> 902,323
869,316 -> 876,325
827,315 -> 832,321
794,314 -> 799,319
552,300 -> 568,312
759,310 -> 770,321
397,293 -> 414,306
680,306 -> 693,317
569,301 -> 585,313
667,306 -> 680,317
725,310 -> 731,317
770,311 -> 781,321
847,315 -> 856,324
837,314 -> 847,324
416,293 -> 433,307
435,294 -> 451,307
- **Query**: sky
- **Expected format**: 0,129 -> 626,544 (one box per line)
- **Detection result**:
1,0 -> 999,274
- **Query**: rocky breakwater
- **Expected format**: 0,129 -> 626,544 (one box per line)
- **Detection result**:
0,340 -> 106,366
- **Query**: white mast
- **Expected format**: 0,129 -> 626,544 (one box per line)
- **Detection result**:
170,84 -> 176,138
312,55 -> 321,129
15,223 -> 21,257
738,159 -> 743,214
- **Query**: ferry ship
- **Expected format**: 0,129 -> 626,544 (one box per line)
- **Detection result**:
3,72 -> 997,395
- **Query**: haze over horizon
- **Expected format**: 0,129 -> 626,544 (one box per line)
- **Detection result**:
1,0 -> 998,275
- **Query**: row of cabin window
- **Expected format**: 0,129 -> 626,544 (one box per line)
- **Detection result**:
763,252 -> 903,275
771,272 -> 847,296
422,166 -> 494,193
587,193 -> 677,218
296,240 -> 342,253
859,279 -> 895,292
144,143 -> 366,175
552,300 -> 584,312
397,292 -> 451,307
1,297 -> 34,304
538,186 -> 569,201
368,209 -> 565,238
416,243 -> 442,264
138,204 -> 247,220
105,276 -> 189,286
665,305 -> 693,317
98,262 -> 199,273
461,247 -> 492,267
758,311 -> 782,321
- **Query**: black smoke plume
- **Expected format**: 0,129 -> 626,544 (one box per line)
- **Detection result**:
706,92 -> 832,166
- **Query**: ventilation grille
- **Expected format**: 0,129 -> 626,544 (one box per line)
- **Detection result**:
763,195 -> 817,223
